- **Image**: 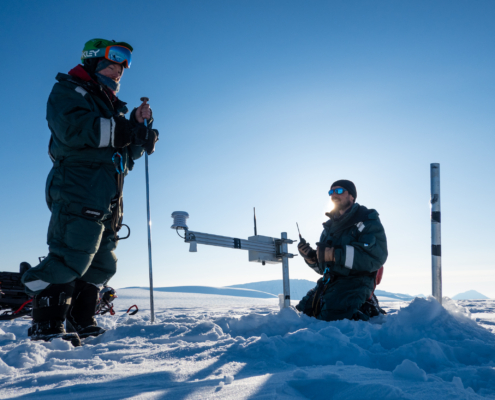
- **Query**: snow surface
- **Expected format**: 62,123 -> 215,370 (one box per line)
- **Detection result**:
1,289 -> 495,399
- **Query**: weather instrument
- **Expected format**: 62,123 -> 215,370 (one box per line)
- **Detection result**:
171,210 -> 297,308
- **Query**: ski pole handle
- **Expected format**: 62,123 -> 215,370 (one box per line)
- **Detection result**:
140,96 -> 149,130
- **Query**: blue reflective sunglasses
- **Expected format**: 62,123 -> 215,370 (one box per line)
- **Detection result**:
328,188 -> 347,196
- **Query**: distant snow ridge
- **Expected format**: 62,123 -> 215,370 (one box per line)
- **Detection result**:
229,280 -> 421,301
125,285 -> 277,298
374,290 -> 425,301
126,280 -> 422,301
452,290 -> 490,300
228,279 -> 316,300
126,280 -> 317,300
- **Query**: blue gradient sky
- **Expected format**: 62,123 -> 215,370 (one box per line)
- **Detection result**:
1,1 -> 494,297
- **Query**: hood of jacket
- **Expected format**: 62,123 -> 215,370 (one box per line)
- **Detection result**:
55,65 -> 127,113
323,203 -> 379,234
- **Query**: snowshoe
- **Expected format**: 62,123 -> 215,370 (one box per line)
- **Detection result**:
96,286 -> 118,315
66,319 -> 106,339
28,320 -> 81,347
0,303 -> 32,321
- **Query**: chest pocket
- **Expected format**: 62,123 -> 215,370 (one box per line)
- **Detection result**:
326,231 -> 349,247
339,221 -> 365,246
324,220 -> 366,246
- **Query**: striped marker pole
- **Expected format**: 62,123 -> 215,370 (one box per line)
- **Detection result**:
430,163 -> 442,304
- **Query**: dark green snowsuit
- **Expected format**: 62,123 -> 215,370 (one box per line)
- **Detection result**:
22,67 -> 148,295
296,203 -> 388,321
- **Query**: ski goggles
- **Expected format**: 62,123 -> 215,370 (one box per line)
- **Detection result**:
104,45 -> 132,68
328,188 -> 347,196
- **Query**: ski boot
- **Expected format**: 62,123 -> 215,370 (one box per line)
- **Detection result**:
29,282 -> 81,347
66,280 -> 106,339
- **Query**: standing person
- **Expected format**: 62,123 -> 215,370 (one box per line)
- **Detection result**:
21,39 -> 159,345
296,180 -> 387,321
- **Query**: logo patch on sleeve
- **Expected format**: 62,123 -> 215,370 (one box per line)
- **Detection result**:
82,207 -> 104,219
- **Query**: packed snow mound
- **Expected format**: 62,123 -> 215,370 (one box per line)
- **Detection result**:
214,297 -> 495,373
393,359 -> 427,382
1,292 -> 495,399
452,290 -> 490,300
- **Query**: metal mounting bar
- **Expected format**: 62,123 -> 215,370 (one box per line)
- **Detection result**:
171,211 -> 295,308
277,238 -> 297,245
278,253 -> 296,258
185,231 -> 278,253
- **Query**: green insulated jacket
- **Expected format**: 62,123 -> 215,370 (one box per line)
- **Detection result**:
45,66 -> 147,215
307,203 -> 388,278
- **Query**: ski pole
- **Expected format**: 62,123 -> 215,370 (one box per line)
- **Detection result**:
140,96 -> 155,323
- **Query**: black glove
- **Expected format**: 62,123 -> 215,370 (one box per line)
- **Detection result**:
132,127 -> 159,155
112,116 -> 133,148
298,239 -> 317,263
144,129 -> 159,155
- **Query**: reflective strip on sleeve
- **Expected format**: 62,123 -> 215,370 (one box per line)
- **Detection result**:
110,117 -> 116,147
99,118 -> 112,147
24,279 -> 50,292
75,86 -> 88,96
344,245 -> 354,269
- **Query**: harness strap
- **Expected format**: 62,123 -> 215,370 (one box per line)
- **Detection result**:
111,172 -> 125,238
312,280 -> 330,317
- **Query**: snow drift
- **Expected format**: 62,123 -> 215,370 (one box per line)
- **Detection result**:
0,290 -> 494,399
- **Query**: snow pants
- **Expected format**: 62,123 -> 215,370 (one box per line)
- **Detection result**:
22,161 -> 119,296
296,275 -> 375,321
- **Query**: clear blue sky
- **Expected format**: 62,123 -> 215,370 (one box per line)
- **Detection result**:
1,0 -> 494,298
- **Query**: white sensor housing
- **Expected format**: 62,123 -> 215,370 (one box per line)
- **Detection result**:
171,211 -> 189,230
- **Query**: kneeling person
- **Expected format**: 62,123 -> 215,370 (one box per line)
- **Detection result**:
296,180 -> 387,321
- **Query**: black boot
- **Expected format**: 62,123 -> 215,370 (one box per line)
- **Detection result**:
29,283 -> 81,347
66,280 -> 106,339
357,293 -> 387,319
